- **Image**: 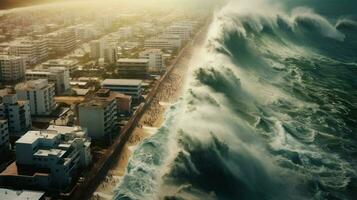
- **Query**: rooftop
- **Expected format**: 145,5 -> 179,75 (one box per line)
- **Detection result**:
34,148 -> 65,157
79,90 -> 117,108
102,79 -> 142,86
117,58 -> 149,63
140,48 -> 162,54
0,188 -> 45,200
16,130 -> 59,145
42,59 -> 78,66
15,79 -> 53,91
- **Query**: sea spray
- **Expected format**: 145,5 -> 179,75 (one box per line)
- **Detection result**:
115,0 -> 357,199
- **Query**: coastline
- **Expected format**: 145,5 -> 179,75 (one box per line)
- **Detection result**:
91,18 -> 211,200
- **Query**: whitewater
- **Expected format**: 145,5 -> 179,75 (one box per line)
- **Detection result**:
114,0 -> 357,199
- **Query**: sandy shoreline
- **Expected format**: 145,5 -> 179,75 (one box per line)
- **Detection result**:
91,20 -> 210,200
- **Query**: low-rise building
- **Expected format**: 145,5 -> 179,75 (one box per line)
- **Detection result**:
15,79 -> 56,116
0,94 -> 31,136
1,126 -> 92,190
0,55 -> 26,82
26,67 -> 70,94
139,49 -> 165,73
116,58 -> 149,79
46,28 -> 77,54
144,38 -> 175,50
160,34 -> 182,49
41,59 -> 79,74
6,37 -> 48,65
102,79 -> 143,99
78,89 -> 118,141
166,24 -> 192,40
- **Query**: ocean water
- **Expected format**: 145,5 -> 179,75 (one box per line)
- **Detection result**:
113,0 -> 357,199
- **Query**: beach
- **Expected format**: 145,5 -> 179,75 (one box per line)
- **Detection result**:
91,19 -> 210,200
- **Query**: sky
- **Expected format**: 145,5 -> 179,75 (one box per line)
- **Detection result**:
0,0 -> 58,9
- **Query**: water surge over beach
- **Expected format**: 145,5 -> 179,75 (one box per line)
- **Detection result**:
114,0 -> 357,199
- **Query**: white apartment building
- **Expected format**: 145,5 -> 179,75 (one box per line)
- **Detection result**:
47,28 -> 77,54
15,79 -> 56,116
144,38 -> 175,50
78,89 -> 118,141
117,26 -> 133,40
42,59 -> 79,73
26,67 -> 70,94
7,37 -> 48,65
139,49 -> 165,72
0,55 -> 26,82
15,126 -> 92,189
160,34 -> 182,49
166,25 -> 192,40
0,119 -> 10,153
0,94 -> 31,136
102,79 -> 143,99
74,24 -> 99,40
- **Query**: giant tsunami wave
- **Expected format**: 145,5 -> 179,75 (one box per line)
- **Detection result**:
114,0 -> 357,199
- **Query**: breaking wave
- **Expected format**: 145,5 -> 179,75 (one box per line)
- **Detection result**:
114,0 -> 357,199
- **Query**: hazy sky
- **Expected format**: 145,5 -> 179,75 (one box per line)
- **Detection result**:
0,0 -> 60,9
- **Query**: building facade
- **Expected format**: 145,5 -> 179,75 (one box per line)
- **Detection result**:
47,28 -> 77,54
0,94 -> 31,136
78,89 -> 118,141
0,119 -> 10,153
13,126 -> 92,189
0,55 -> 26,82
102,79 -> 143,99
15,79 -> 56,116
139,49 -> 164,73
7,37 -> 48,65
42,59 -> 78,74
26,67 -> 70,94
116,58 -> 149,79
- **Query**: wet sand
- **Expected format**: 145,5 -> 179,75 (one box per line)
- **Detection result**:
91,21 -> 209,200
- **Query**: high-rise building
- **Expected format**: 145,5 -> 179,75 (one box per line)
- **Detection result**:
0,94 -> 31,136
78,89 -> 118,141
89,40 -> 102,59
0,55 -> 26,82
26,67 -> 70,94
104,43 -> 117,64
15,79 -> 56,116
